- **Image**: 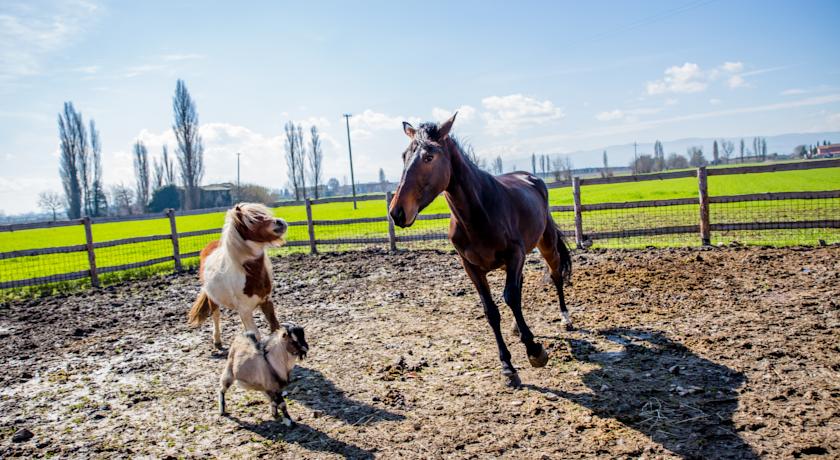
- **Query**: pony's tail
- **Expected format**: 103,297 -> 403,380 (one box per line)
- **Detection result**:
555,225 -> 573,282
188,290 -> 212,327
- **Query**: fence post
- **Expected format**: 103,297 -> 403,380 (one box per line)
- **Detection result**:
306,198 -> 317,254
572,177 -> 584,249
385,192 -> 397,251
167,208 -> 182,271
83,216 -> 100,288
697,167 -> 711,246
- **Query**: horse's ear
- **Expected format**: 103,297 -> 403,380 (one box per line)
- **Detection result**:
403,122 -> 416,139
437,112 -> 457,139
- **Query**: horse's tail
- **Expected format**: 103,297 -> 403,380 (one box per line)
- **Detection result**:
188,290 -> 213,327
554,223 -> 573,282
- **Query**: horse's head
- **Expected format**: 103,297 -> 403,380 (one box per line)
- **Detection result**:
230,202 -> 287,246
389,112 -> 457,227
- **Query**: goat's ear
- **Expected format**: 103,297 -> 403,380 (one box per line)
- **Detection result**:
437,112 -> 457,139
403,122 -> 416,139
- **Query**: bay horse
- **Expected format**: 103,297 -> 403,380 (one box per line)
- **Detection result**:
188,203 -> 287,349
389,113 -> 573,387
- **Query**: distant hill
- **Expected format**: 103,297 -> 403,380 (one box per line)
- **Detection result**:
510,131 -> 839,170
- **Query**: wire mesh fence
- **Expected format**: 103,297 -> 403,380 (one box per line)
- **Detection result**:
2,160 -> 839,298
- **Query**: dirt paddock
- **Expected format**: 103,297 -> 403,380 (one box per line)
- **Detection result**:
0,246 -> 837,459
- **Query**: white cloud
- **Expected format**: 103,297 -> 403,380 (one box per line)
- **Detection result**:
781,88 -> 806,96
161,53 -> 204,62
727,75 -> 747,89
709,98 -> 722,105
665,98 -> 679,106
346,109 -> 420,139
825,113 -> 840,131
646,62 -> 707,94
481,94 -> 564,134
596,109 -> 624,121
647,61 -> 750,95
0,1 -> 100,82
431,105 -> 476,122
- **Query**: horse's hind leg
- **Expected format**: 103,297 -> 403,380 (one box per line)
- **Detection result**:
538,226 -> 574,331
503,248 -> 549,368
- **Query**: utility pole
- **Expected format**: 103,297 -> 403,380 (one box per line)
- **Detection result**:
236,152 -> 241,203
633,142 -> 638,175
343,113 -> 358,209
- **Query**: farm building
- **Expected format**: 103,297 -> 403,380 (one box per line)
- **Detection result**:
816,144 -> 840,158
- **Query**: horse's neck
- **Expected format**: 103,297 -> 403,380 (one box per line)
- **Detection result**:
444,142 -> 496,231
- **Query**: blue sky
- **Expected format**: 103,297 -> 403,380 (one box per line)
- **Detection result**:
1,0 -> 839,214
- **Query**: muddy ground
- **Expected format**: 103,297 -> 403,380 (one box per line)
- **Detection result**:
0,246 -> 838,459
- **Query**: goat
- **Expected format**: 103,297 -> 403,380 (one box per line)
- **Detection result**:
218,322 -> 308,426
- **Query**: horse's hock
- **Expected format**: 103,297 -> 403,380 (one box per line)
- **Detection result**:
0,246 -> 837,459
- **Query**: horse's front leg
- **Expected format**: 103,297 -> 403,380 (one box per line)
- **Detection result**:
462,261 -> 519,387
503,248 -> 549,368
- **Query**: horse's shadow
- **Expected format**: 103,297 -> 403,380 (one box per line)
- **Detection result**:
529,328 -> 757,459
226,366 -> 402,459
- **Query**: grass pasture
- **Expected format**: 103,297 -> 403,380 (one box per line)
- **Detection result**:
1,166 -> 838,298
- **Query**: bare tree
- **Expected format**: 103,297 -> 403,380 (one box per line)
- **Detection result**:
531,153 -> 536,174
456,138 -> 487,171
739,138 -> 745,163
653,140 -> 665,171
688,146 -> 707,167
284,122 -> 301,200
162,145 -> 176,186
721,140 -> 734,163
38,191 -> 64,221
631,154 -> 655,174
539,154 -> 547,177
712,140 -> 719,165
378,168 -> 387,184
89,120 -> 107,217
666,153 -> 689,169
58,102 -> 86,219
309,125 -> 323,199
133,141 -> 150,212
153,156 -> 165,191
172,79 -> 204,209
553,155 -> 573,181
493,156 -> 503,175
110,184 -> 134,216
296,124 -> 307,199
601,150 -> 612,178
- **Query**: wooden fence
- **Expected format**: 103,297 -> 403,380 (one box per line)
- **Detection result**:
1,158 -> 839,291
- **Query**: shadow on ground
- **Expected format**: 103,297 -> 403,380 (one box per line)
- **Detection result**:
227,366 -> 403,458
529,328 -> 757,459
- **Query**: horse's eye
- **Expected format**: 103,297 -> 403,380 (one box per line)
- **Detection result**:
423,154 -> 433,163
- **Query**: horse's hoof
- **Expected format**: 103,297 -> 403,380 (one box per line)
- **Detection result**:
562,321 -> 575,332
214,340 -> 223,350
511,322 -> 520,338
502,371 -> 521,388
528,345 -> 549,368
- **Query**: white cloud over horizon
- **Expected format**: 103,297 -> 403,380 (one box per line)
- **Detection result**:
481,94 -> 564,134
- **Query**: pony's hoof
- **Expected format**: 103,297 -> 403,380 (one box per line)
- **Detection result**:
502,370 -> 521,388
528,345 -> 549,368
511,322 -> 520,338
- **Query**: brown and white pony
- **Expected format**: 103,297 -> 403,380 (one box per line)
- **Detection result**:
188,203 -> 287,349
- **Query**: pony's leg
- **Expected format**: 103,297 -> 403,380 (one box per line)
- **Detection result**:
503,248 -> 549,368
239,310 -> 260,340
211,302 -> 223,349
462,260 -> 519,387
259,300 -> 280,332
537,228 -> 574,331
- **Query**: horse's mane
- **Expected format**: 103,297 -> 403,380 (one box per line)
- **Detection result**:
221,202 -> 276,261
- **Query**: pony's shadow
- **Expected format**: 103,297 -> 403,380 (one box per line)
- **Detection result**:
528,328 -> 758,459
286,366 -> 405,425
226,415 -> 374,460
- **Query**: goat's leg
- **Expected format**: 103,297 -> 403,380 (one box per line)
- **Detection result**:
462,260 -> 519,387
211,302 -> 223,349
218,363 -> 234,416
503,248 -> 549,368
269,393 -> 294,427
259,300 -> 280,332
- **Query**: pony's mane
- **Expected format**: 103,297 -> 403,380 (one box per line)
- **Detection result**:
221,202 -> 276,261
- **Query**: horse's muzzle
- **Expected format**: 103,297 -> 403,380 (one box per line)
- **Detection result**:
390,206 -> 408,228
274,219 -> 288,236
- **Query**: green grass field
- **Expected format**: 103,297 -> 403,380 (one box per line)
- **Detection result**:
1,166 -> 838,298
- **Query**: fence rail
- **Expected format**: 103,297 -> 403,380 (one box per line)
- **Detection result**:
1,158 -> 839,292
